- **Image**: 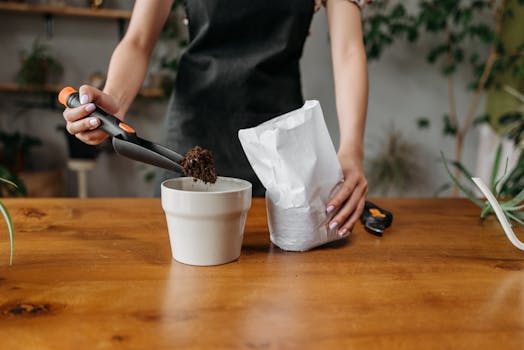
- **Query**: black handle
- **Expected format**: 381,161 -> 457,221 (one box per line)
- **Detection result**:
361,201 -> 393,236
65,92 -> 137,142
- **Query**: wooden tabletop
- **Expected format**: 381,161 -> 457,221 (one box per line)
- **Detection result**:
0,198 -> 523,349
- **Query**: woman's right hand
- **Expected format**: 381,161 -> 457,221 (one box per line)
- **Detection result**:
62,85 -> 121,145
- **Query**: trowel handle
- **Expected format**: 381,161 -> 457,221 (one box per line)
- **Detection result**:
58,87 -> 137,142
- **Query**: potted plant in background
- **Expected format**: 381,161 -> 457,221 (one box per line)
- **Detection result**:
16,39 -> 63,87
0,130 -> 37,197
441,85 -> 523,224
0,129 -> 64,197
365,128 -> 426,196
362,0 -> 524,195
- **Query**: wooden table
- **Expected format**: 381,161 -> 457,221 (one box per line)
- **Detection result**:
0,198 -> 523,349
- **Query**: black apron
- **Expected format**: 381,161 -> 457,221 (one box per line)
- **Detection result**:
161,0 -> 315,197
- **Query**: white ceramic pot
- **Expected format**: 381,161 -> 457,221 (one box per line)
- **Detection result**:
161,177 -> 252,266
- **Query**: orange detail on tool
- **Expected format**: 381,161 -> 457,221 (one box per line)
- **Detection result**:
369,208 -> 386,218
58,86 -> 77,107
118,122 -> 136,134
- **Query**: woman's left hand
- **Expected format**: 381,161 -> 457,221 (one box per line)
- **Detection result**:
326,152 -> 368,236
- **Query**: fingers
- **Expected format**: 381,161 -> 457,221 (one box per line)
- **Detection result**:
63,103 -> 96,123
338,196 -> 366,236
75,130 -> 109,145
62,85 -> 118,146
79,85 -> 119,114
327,175 -> 368,236
327,179 -> 358,213
66,113 -> 99,134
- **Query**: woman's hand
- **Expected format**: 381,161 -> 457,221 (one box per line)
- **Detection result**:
324,0 -> 369,236
62,85 -> 121,145
326,152 -> 368,236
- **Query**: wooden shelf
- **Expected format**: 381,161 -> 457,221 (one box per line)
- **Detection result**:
0,2 -> 131,20
0,83 -> 165,98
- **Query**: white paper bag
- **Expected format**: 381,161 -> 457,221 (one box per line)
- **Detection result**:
238,100 -> 345,251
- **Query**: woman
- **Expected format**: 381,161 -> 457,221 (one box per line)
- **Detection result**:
63,0 -> 369,236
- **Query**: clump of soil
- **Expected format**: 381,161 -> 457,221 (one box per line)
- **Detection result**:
180,146 -> 217,184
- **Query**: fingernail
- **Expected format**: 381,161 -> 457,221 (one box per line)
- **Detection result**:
326,205 -> 335,213
85,103 -> 95,113
338,228 -> 348,237
80,94 -> 88,105
89,118 -> 99,127
329,221 -> 338,230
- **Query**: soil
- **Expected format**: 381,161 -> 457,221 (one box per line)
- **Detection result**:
180,146 -> 217,184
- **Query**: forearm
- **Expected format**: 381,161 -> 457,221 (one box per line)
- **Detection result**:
102,0 -> 174,119
327,0 -> 368,161
103,39 -> 151,119
332,46 -> 368,160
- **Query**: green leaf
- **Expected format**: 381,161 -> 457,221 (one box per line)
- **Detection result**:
473,114 -> 490,126
417,117 -> 431,129
443,114 -> 457,136
494,158 -> 509,195
440,151 -> 485,207
0,202 -> 14,265
490,143 -> 502,193
449,160 -> 476,182
480,203 -> 493,219
504,186 -> 524,208
433,182 -> 452,197
503,203 -> 524,212
0,177 -> 18,189
506,211 -> 524,226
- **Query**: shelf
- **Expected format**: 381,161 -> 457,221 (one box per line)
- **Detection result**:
0,83 -> 165,98
0,2 -> 131,20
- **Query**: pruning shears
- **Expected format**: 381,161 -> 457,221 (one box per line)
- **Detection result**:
360,201 -> 393,236
58,87 -> 185,174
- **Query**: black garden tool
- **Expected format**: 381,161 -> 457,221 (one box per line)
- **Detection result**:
58,87 -> 185,174
360,201 -> 393,236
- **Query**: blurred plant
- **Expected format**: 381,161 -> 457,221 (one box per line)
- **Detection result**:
16,39 -> 63,86
498,85 -> 524,147
363,0 -> 524,195
493,85 -> 524,197
0,166 -> 26,198
0,176 -> 20,266
441,145 -> 524,225
0,130 -> 42,174
366,129 -> 424,196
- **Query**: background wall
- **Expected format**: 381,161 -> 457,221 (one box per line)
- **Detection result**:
0,1 -> 482,197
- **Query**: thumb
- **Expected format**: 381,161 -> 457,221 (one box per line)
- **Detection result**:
78,84 -> 119,116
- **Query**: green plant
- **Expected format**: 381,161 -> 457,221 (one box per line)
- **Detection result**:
16,39 -> 63,86
441,145 -> 524,225
0,177 -> 18,266
363,0 -> 524,194
498,85 -> 524,147
366,129 -> 424,196
0,130 -> 42,174
0,166 -> 26,197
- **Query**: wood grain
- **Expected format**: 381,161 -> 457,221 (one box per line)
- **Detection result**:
0,198 -> 523,349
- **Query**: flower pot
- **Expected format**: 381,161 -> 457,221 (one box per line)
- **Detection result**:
161,177 -> 252,266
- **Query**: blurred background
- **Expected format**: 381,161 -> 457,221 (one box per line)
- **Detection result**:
0,0 -> 522,198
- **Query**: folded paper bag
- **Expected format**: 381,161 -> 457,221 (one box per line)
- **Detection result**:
238,100 -> 346,251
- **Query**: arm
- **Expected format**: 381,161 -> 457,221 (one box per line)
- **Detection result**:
325,0 -> 369,235
63,0 -> 174,145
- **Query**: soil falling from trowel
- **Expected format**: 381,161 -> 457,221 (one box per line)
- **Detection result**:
180,146 -> 217,184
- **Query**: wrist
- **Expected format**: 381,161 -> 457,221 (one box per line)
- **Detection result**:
338,145 -> 363,162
